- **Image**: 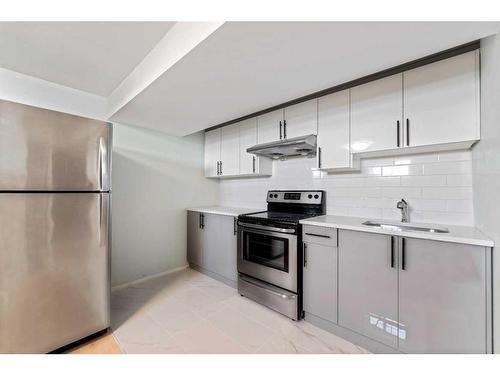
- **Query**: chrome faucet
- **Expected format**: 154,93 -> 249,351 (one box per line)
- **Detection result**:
397,199 -> 409,223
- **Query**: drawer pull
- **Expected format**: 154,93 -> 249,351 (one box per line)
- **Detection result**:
305,232 -> 331,239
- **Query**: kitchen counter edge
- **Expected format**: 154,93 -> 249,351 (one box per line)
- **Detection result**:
300,215 -> 494,247
187,206 -> 261,217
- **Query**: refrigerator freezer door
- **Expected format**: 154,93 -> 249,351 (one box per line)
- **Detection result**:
0,193 -> 110,353
0,100 -> 111,191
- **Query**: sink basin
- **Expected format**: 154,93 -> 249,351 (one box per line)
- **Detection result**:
362,220 -> 450,233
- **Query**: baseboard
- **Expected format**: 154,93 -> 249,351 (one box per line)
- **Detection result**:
111,264 -> 189,292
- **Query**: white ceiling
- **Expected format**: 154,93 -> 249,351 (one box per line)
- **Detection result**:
110,22 -> 500,136
0,22 -> 174,96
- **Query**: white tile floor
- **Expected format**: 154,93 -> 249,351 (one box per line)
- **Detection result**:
111,268 -> 370,354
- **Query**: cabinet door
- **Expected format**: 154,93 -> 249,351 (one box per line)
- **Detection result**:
403,51 -> 479,147
398,238 -> 487,353
218,216 -> 238,282
202,213 -> 220,273
187,211 -> 203,266
351,74 -> 403,153
338,230 -> 398,348
220,124 -> 240,176
317,90 -> 351,169
303,242 -> 337,323
204,129 -> 220,177
257,109 -> 283,144
284,99 -> 318,139
239,118 -> 258,175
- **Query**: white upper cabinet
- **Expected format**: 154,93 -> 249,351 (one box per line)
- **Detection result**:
283,99 -> 318,139
204,118 -> 272,178
317,90 -> 353,170
403,50 -> 480,147
351,73 -> 403,153
204,128 -> 220,178
238,117 -> 273,176
257,109 -> 283,144
239,118 -> 258,175
220,124 -> 240,177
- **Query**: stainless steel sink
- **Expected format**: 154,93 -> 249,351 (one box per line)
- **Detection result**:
362,220 -> 450,233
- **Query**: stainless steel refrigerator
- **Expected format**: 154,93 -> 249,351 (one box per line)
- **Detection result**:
0,99 -> 111,353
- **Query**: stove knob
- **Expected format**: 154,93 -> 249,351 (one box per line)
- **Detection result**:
308,194 -> 313,199
269,193 -> 273,198
274,194 -> 278,198
314,194 -> 319,199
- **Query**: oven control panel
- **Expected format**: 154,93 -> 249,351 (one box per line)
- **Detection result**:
267,190 -> 323,204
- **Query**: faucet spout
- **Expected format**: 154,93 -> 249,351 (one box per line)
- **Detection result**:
396,199 -> 409,223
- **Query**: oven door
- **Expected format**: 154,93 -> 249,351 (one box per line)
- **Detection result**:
237,222 -> 298,293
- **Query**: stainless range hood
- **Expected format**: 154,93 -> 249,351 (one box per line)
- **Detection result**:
246,134 -> 317,160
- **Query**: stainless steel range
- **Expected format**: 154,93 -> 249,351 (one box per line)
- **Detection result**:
237,190 -> 325,320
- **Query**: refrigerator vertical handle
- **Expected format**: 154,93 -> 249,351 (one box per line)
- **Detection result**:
99,193 -> 109,246
98,137 -> 108,191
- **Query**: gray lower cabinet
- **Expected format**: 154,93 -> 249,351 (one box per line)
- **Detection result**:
337,228 -> 490,353
398,237 -> 488,353
303,242 -> 337,323
187,211 -> 203,266
202,213 -> 238,282
338,230 -> 399,348
302,225 -> 338,324
187,211 -> 238,284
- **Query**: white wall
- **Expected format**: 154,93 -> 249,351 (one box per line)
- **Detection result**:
473,34 -> 500,353
111,123 -> 218,287
220,150 -> 474,226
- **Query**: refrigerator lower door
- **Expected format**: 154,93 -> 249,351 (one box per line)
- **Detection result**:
0,193 -> 110,353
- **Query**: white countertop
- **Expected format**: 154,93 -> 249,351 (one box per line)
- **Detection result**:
187,206 -> 261,217
300,215 -> 494,247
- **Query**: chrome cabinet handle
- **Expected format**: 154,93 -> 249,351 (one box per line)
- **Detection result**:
303,243 -> 307,268
283,120 -> 287,139
279,121 -> 283,139
318,147 -> 322,168
233,217 -> 237,235
406,119 -> 410,146
252,156 -> 256,173
396,120 -> 400,147
216,161 -> 219,175
304,232 -> 330,239
390,236 -> 395,268
401,237 -> 406,270
220,161 -> 223,175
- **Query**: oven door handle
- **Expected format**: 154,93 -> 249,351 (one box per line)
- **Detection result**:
238,222 -> 296,234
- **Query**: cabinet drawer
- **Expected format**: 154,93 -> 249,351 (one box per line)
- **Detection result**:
302,225 -> 337,247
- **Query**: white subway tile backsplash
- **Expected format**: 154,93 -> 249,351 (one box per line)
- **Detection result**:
394,154 -> 438,165
218,150 -> 474,226
364,176 -> 401,187
360,166 -> 382,176
423,160 -> 472,175
437,150 -> 472,162
401,175 -> 446,187
406,198 -> 447,212
446,200 -> 474,213
382,165 -> 423,176
381,187 -> 422,198
422,211 -> 473,226
422,187 -> 473,200
446,174 -> 473,187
